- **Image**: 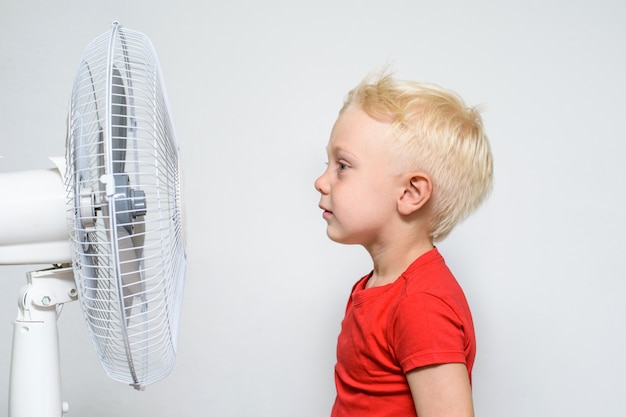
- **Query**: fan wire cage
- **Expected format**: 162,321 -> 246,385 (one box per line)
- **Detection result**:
65,22 -> 186,390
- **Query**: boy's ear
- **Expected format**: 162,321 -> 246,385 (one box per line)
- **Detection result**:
397,173 -> 432,216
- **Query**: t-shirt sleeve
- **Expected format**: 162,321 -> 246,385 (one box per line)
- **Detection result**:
390,292 -> 468,374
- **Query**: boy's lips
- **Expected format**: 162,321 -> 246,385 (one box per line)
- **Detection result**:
319,205 -> 333,220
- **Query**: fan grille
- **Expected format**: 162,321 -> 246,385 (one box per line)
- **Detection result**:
65,22 -> 186,389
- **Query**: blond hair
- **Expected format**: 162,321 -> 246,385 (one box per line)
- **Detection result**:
342,73 -> 493,242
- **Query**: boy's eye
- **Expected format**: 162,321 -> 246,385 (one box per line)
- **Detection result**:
336,161 -> 351,172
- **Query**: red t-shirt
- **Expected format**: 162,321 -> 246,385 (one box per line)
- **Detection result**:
331,248 -> 475,417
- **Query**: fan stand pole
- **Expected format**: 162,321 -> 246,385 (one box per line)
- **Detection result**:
8,266 -> 77,417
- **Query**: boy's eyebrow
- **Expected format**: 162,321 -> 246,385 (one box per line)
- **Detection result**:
326,144 -> 348,154
326,145 -> 359,161
325,144 -> 341,154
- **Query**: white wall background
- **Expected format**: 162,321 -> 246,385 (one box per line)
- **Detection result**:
1,1 -> 625,416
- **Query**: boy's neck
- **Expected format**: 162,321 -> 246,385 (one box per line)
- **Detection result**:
365,238 -> 434,288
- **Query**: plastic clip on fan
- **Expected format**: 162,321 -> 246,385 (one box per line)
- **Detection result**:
3,22 -> 186,417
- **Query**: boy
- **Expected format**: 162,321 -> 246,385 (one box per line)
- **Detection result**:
314,73 -> 493,417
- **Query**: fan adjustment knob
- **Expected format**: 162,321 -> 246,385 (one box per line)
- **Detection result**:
103,173 -> 148,234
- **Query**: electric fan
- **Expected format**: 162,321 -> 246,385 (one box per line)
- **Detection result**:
1,22 -> 186,417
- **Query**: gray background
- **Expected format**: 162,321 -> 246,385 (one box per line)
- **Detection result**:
1,1 -> 625,416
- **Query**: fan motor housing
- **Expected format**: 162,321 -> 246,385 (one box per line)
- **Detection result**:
0,162 -> 71,265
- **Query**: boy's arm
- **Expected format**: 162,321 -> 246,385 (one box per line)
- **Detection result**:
406,363 -> 474,417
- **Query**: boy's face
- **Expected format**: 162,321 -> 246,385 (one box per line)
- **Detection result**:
314,105 -> 402,248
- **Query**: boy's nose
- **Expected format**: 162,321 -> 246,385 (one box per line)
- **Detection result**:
314,173 -> 329,195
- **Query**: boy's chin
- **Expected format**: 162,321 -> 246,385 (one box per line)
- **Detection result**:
326,230 -> 360,246
326,230 -> 345,244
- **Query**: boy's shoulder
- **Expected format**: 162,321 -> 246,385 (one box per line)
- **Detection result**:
400,248 -> 462,296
